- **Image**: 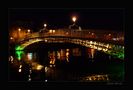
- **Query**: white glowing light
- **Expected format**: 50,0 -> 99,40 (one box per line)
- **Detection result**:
44,24 -> 47,27
72,16 -> 77,22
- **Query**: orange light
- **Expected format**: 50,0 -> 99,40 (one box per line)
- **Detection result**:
27,29 -> 30,33
18,28 -> 21,32
10,37 -> 13,40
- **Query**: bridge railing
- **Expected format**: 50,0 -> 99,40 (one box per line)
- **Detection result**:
19,29 -> 124,45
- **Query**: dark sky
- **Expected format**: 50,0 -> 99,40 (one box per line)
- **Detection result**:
8,8 -> 124,31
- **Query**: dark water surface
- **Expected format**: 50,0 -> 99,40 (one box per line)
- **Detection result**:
8,42 -> 124,83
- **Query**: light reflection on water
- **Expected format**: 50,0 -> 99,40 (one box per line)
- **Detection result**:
9,47 -> 124,82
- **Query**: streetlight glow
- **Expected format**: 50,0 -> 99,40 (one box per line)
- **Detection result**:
18,28 -> 21,32
27,29 -> 30,33
72,16 -> 77,22
44,24 -> 47,27
10,37 -> 13,40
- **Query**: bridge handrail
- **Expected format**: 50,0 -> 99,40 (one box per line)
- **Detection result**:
19,29 -> 124,45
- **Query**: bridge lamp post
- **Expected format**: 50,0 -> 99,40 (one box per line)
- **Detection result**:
43,24 -> 47,33
10,36 -> 14,42
18,28 -> 21,32
26,29 -> 31,38
44,24 -> 47,28
27,29 -> 30,33
18,28 -> 21,41
72,16 -> 77,24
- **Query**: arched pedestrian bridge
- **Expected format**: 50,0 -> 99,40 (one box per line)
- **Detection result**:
15,29 -> 124,60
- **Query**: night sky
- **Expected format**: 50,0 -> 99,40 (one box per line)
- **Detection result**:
8,8 -> 124,31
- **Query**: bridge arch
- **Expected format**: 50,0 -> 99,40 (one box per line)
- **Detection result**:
16,37 -> 124,60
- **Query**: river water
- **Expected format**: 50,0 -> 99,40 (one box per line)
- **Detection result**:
8,42 -> 124,83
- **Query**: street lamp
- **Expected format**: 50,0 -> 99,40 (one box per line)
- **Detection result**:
26,29 -> 31,38
27,29 -> 30,33
18,28 -> 21,32
72,16 -> 77,23
18,28 -> 21,40
44,24 -> 47,28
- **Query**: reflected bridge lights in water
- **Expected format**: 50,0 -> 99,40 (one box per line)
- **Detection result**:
31,62 -> 44,71
18,64 -> 22,72
36,65 -> 43,70
28,73 -> 32,81
28,68 -> 32,81
9,56 -> 14,63
81,74 -> 109,81
49,64 -> 55,67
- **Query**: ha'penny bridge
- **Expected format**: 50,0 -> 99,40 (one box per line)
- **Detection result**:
15,29 -> 124,60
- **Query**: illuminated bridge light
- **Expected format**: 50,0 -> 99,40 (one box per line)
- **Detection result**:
100,43 -> 103,46
93,46 -> 97,49
97,47 -> 102,51
90,41 -> 92,44
94,42 -> 96,45
49,30 -> 53,33
106,44 -> 109,48
45,39 -> 47,42
103,48 -> 108,52
87,42 -> 90,44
